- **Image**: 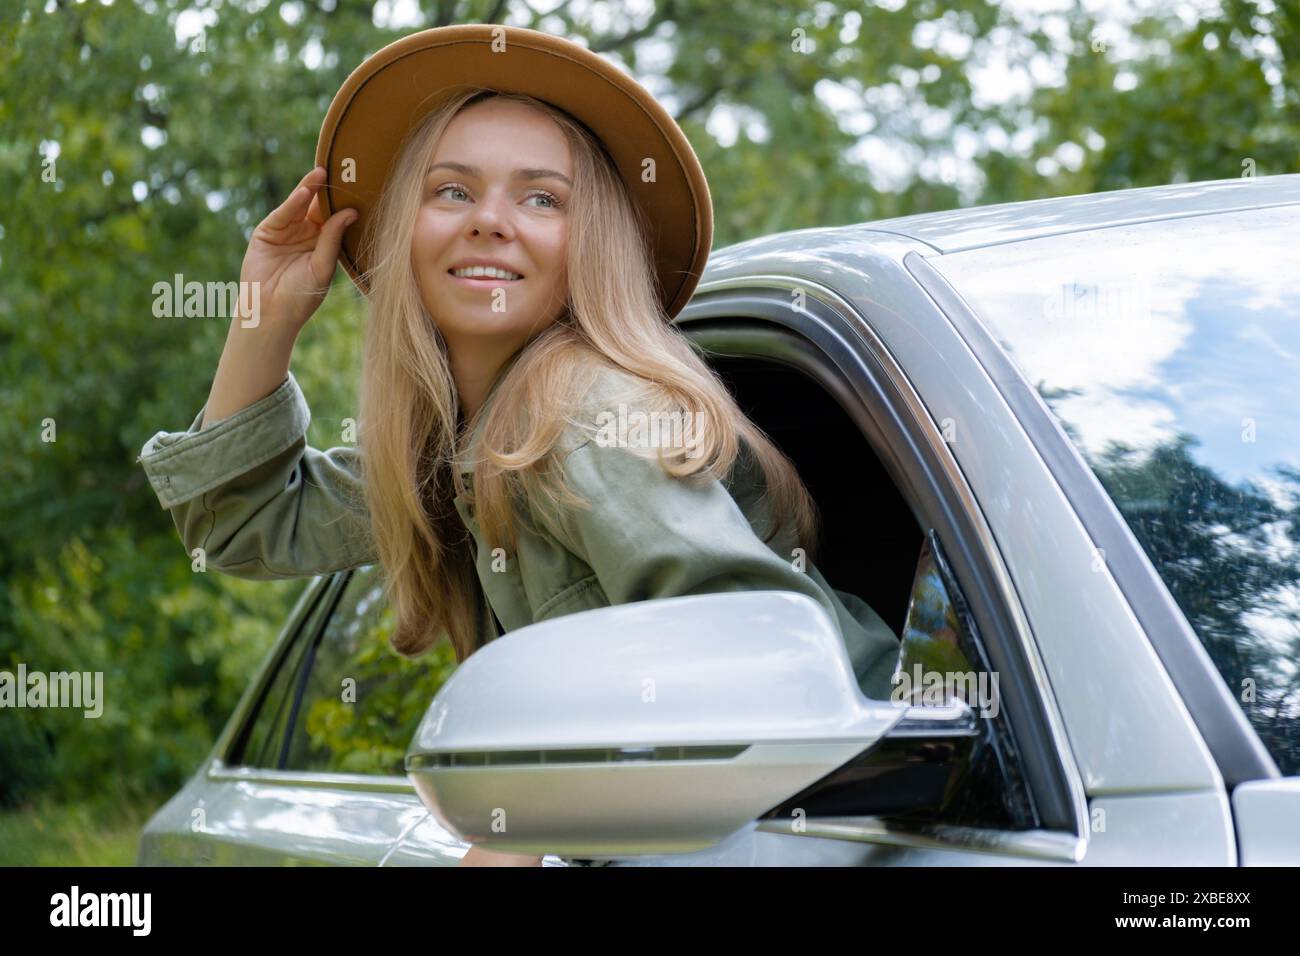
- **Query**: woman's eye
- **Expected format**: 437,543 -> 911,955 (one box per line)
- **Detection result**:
526,190 -> 562,209
432,184 -> 563,208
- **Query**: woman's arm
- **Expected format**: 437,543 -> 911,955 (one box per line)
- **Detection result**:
537,437 -> 900,697
137,372 -> 376,578
137,167 -> 375,578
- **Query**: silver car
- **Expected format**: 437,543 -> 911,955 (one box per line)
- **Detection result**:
140,175 -> 1300,866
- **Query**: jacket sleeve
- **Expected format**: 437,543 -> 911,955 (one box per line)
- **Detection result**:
540,437 -> 900,698
136,372 -> 376,579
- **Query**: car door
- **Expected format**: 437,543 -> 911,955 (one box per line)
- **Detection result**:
142,569 -> 448,865
568,277 -> 1089,866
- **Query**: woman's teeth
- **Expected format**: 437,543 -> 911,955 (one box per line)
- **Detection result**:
450,266 -> 522,280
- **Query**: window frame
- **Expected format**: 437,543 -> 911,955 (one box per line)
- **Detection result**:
676,276 -> 1089,861
278,563 -> 458,777
208,569 -> 418,793
216,571 -> 339,767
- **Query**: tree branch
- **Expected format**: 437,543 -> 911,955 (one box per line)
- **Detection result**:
434,0 -> 458,27
673,78 -> 724,124
674,73 -> 758,125
589,0 -> 678,54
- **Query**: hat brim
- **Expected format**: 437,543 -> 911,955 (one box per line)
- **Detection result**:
314,24 -> 712,318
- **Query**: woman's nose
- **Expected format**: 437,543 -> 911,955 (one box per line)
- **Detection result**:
468,190 -> 514,238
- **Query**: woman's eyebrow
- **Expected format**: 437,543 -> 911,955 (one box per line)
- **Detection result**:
426,161 -> 572,187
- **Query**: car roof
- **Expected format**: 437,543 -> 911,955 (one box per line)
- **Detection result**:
712,175 -> 1300,260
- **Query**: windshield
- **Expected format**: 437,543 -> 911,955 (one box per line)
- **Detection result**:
932,203 -> 1300,775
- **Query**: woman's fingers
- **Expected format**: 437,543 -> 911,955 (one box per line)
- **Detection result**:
263,167 -> 326,232
307,206 -> 358,290
308,183 -> 339,228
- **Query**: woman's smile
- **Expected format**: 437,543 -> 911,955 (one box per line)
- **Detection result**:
446,271 -> 526,289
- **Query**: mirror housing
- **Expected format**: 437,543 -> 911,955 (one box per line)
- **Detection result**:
406,591 -> 909,857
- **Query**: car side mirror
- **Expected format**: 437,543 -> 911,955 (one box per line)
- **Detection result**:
406,590 -> 919,857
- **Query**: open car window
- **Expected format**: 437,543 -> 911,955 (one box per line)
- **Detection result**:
281,565 -> 456,775
246,566 -> 458,776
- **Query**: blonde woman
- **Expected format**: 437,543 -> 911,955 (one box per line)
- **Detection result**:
138,26 -> 900,868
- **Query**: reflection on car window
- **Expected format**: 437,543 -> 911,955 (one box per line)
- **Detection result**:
282,565 -> 457,775
934,206 -> 1300,775
894,543 -> 980,705
889,533 -> 1037,830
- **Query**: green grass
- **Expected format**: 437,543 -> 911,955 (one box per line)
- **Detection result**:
0,794 -> 164,866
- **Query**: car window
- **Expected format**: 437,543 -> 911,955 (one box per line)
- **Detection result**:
278,565 -> 458,775
763,531 -> 1039,831
711,352 -> 1037,829
931,206 -> 1300,775
231,577 -> 337,769
889,531 -> 1037,829
712,356 -> 923,638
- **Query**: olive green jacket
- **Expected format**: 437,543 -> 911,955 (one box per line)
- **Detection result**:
136,367 -> 901,698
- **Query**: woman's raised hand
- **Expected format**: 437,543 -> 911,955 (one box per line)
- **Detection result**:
199,167 -> 356,428
240,166 -> 357,336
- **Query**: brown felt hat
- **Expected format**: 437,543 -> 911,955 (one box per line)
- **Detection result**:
314,24 -> 713,318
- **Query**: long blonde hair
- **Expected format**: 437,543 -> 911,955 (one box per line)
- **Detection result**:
355,87 -> 819,662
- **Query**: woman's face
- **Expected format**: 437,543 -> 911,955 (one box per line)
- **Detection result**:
412,98 -> 573,358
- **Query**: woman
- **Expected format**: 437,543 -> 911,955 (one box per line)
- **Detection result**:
138,26 -> 901,867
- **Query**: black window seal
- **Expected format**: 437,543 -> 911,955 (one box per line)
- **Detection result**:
223,570 -> 353,768
904,249 -> 1280,787
222,573 -> 337,766
274,568 -> 357,770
